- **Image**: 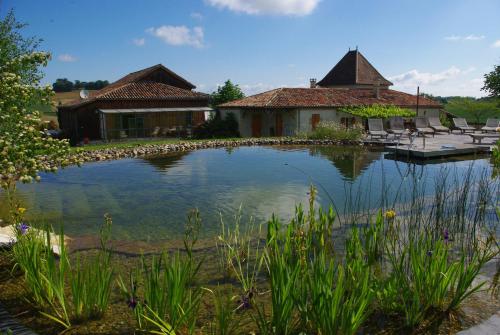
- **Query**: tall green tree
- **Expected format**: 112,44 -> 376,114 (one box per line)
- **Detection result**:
210,80 -> 245,107
482,64 -> 500,97
52,78 -> 74,92
0,10 -> 79,194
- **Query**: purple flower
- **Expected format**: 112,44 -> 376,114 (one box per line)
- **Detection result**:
17,222 -> 29,235
427,250 -> 433,257
127,297 -> 138,309
237,288 -> 255,311
443,229 -> 449,243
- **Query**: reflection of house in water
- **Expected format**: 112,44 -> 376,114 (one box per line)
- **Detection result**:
309,147 -> 382,181
141,153 -> 188,172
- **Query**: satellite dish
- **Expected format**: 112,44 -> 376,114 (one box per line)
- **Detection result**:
79,89 -> 89,99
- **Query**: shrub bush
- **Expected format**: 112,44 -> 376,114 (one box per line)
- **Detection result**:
193,112 -> 240,139
300,121 -> 364,141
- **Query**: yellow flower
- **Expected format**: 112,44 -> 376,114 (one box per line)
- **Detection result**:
384,210 -> 396,220
18,207 -> 26,214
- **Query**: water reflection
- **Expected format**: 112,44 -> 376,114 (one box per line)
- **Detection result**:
0,146 -> 495,241
308,146 -> 381,181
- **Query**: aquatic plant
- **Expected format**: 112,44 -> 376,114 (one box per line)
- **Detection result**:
383,233 -> 496,328
70,215 -> 114,321
207,288 -> 245,335
118,213 -> 204,334
217,208 -> 263,295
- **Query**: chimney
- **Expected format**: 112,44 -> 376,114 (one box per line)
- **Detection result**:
310,78 -> 317,88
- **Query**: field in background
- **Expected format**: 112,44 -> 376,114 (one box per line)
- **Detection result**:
39,90 -> 97,125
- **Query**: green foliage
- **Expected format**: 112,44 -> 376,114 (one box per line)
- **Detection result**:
383,234 -> 496,327
339,104 -> 416,118
299,121 -> 364,141
70,215 -> 114,321
12,225 -> 71,328
211,80 -> 245,107
193,112 -> 240,138
445,97 -> 500,124
117,215 -> 204,334
11,217 -> 115,329
52,78 -> 109,92
0,10 -> 79,191
493,140 -> 500,169
483,64 -> 500,97
207,288 -> 244,335
217,209 -> 263,292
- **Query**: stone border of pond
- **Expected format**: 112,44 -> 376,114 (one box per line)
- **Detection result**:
67,138 -> 364,164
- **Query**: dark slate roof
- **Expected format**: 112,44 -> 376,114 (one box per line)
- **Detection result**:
317,50 -> 393,87
61,64 -> 204,108
218,88 -> 441,109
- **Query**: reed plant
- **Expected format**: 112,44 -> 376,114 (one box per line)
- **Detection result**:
207,288 -> 244,335
118,211 -> 204,334
217,208 -> 263,294
383,233 -> 496,328
70,215 -> 114,321
12,225 -> 71,328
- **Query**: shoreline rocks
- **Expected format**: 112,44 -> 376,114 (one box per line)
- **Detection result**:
68,138 -> 365,165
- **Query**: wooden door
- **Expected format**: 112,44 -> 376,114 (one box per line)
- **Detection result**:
311,114 -> 320,130
275,113 -> 283,137
251,114 -> 262,137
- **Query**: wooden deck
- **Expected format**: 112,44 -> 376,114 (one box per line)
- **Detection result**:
0,304 -> 37,335
371,133 -> 495,159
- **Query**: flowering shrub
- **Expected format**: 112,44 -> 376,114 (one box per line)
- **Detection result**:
302,121 -> 364,141
339,104 -> 416,118
0,11 -> 79,192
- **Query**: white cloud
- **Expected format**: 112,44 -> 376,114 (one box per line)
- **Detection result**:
132,38 -> 145,46
191,12 -> 203,20
389,67 -> 485,97
389,67 -> 462,87
444,34 -> 485,41
464,34 -> 485,40
147,25 -> 204,48
57,54 -> 77,62
491,40 -> 500,48
205,0 -> 321,16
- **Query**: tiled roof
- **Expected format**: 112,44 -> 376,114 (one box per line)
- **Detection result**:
61,64 -> 203,108
96,82 -> 207,100
317,50 -> 393,87
218,88 -> 442,109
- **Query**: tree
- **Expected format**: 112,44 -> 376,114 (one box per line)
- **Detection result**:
52,78 -> 74,92
210,80 -> 245,107
482,64 -> 500,98
0,10 -> 79,197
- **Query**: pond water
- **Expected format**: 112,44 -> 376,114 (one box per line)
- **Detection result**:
0,146 -> 496,241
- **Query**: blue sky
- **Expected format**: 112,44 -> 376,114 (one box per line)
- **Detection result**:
2,0 -> 499,97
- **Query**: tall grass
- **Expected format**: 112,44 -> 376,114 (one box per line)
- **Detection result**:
118,210 -> 204,334
70,215 -> 113,321
11,216 -> 114,329
217,208 -> 263,294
